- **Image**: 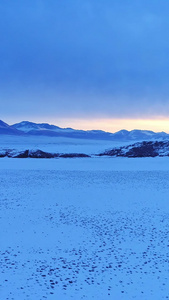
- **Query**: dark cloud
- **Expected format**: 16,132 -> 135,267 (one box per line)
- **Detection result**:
1,0 -> 169,119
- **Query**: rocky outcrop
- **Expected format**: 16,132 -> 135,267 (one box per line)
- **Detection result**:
99,141 -> 169,158
1,140 -> 169,158
0,149 -> 90,158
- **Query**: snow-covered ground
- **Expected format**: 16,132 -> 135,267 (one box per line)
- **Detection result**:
1,156 -> 169,300
0,135 -> 132,155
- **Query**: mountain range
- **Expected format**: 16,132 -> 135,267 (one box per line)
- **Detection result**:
0,120 -> 169,141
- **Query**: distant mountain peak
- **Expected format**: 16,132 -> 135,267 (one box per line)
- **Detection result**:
12,121 -> 61,132
0,120 -> 23,135
0,120 -> 9,128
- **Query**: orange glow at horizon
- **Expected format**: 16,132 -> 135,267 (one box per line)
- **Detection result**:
49,118 -> 169,133
7,117 -> 169,133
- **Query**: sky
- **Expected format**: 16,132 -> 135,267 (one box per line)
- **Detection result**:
1,0 -> 169,132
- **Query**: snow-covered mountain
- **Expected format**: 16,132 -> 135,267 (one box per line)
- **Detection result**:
11,121 -> 115,139
112,129 -> 168,140
11,121 -> 67,132
0,120 -> 23,135
1,120 -> 169,141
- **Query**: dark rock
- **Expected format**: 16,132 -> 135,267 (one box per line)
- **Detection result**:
14,150 -> 29,158
99,140 -> 169,158
98,148 -> 123,157
125,142 -> 158,157
28,150 -> 56,158
0,152 -> 7,158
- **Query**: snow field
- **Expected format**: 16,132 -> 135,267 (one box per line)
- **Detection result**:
1,158 -> 169,299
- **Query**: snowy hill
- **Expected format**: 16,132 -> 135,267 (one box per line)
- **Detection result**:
99,140 -> 169,157
11,121 -> 64,132
112,129 -> 168,141
0,120 -> 23,135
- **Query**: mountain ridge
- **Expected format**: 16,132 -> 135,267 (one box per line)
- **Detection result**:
0,120 -> 24,135
1,120 -> 169,141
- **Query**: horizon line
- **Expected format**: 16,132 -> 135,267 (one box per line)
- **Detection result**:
2,117 -> 169,134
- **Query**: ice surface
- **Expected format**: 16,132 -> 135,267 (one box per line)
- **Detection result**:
1,157 -> 169,299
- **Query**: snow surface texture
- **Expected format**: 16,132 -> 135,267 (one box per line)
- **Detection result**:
1,157 -> 169,300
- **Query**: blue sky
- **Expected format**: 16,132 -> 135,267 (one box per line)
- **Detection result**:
1,0 -> 169,131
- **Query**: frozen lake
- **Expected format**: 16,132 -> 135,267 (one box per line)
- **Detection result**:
1,157 -> 169,299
